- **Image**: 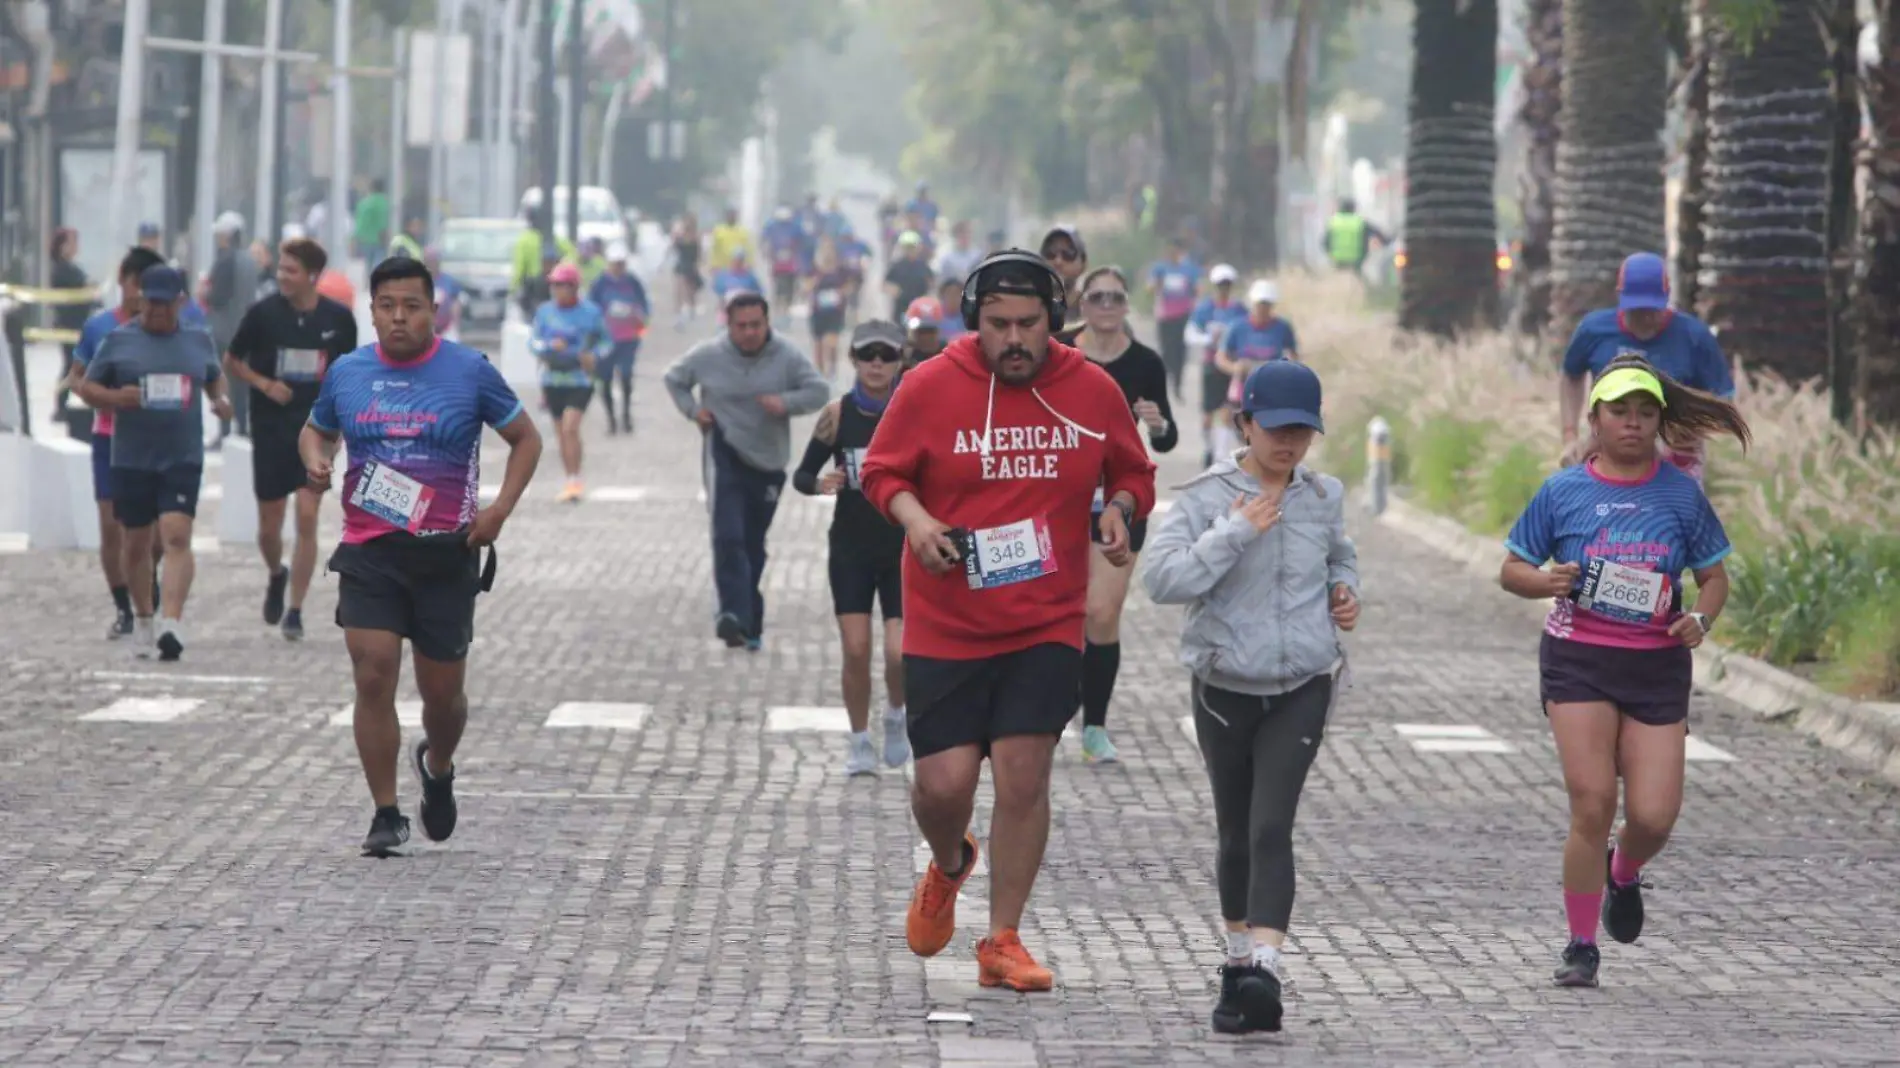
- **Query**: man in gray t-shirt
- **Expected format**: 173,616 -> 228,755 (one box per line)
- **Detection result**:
77,265 -> 232,663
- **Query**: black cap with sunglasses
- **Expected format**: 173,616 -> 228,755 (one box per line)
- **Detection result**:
850,319 -> 906,361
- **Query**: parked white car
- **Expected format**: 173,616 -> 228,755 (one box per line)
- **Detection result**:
519,186 -> 629,252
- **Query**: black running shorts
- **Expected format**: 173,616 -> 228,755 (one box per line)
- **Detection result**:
1201,364 -> 1233,415
112,465 -> 202,528
331,534 -> 484,662
543,386 -> 593,418
250,417 -> 310,503
1539,633 -> 1692,727
829,544 -> 902,619
903,642 -> 1082,760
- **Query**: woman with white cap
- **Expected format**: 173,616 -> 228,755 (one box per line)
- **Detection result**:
1142,359 -> 1359,1035
1211,280 -> 1298,458
1185,264 -> 1248,467
588,242 -> 650,435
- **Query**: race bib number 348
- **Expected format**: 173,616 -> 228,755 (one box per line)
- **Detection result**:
962,517 -> 1057,590
351,461 -> 436,533
1576,558 -> 1667,625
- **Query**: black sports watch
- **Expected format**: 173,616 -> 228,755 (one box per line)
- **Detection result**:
1106,498 -> 1135,526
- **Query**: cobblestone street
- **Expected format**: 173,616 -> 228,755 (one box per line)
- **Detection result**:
2,319 -> 1897,1066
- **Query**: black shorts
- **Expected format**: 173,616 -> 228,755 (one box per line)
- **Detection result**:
330,534 -> 486,662
829,539 -> 902,618
1090,514 -> 1148,553
1201,364 -> 1233,414
543,386 -> 593,418
810,312 -> 845,340
251,418 -> 309,502
773,273 -> 798,307
1539,633 -> 1692,727
904,642 -> 1083,759
112,465 -> 202,528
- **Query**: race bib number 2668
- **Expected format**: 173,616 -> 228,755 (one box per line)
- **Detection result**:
1576,558 -> 1667,625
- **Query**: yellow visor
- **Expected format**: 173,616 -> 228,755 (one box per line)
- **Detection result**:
1590,367 -> 1666,409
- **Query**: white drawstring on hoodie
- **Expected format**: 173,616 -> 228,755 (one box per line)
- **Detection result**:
977,371 -> 1106,457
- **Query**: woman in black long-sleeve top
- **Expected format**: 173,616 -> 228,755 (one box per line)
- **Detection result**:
1069,265 -> 1177,764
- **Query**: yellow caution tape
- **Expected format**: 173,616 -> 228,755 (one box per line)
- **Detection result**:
0,283 -> 105,305
23,327 -> 82,344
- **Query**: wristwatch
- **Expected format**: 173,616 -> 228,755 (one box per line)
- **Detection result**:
1689,611 -> 1712,634
1107,498 -> 1135,526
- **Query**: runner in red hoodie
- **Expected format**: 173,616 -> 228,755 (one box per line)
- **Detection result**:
860,249 -> 1157,991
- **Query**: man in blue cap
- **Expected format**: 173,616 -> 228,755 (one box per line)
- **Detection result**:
75,264 -> 232,662
1558,251 -> 1735,482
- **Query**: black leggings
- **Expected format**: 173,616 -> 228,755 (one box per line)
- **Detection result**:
1192,674 -> 1334,930
1157,316 -> 1189,396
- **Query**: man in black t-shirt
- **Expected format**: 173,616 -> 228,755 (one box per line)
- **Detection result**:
883,231 -> 935,322
222,237 -> 359,640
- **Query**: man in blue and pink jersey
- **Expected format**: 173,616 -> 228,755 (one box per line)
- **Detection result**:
1146,236 -> 1201,400
301,256 -> 543,858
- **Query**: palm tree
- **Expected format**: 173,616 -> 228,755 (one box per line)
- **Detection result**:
1860,1 -> 1900,425
1547,0 -> 1667,349
1673,0 -> 1713,318
1697,0 -> 1831,385
1513,0 -> 1562,337
1400,0 -> 1499,337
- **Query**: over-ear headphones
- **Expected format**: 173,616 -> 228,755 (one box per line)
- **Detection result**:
959,249 -> 1068,332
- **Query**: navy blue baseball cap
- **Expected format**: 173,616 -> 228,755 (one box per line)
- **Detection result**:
138,264 -> 186,303
1616,252 -> 1670,311
1241,360 -> 1324,433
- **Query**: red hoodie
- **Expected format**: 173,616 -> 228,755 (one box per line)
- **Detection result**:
860,335 -> 1157,659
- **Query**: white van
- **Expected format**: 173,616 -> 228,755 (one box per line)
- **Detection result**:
519,186 -> 629,252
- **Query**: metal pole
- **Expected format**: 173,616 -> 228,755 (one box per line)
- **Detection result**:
107,0 -> 151,257
1366,416 -> 1391,516
480,0 -> 498,215
391,28 -> 407,245
329,0 -> 352,260
535,0 -> 557,245
191,0 -> 227,277
596,81 -> 622,194
428,0 -> 448,244
497,0 -> 522,216
564,0 -> 582,246
659,0 -> 675,204
255,0 -> 284,242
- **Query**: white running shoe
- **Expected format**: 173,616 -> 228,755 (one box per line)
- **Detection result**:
844,733 -> 879,777
131,617 -> 156,660
882,708 -> 911,767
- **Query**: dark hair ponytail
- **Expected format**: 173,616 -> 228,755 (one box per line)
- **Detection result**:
1598,352 -> 1751,452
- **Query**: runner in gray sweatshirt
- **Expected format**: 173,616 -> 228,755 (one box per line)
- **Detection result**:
663,291 -> 831,650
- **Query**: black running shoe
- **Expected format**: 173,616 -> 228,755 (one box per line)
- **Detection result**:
1211,964 -> 1283,1034
1552,940 -> 1600,988
107,611 -> 134,641
413,739 -> 458,842
715,612 -> 746,648
263,566 -> 289,625
281,607 -> 304,642
361,807 -> 411,857
1602,846 -> 1646,944
156,622 -> 184,662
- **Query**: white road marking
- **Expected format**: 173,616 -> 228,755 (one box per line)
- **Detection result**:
199,484 -> 224,501
544,701 -> 651,729
89,671 -> 276,685
925,1011 -> 974,1025
585,486 -> 650,503
1411,738 -> 1516,754
190,536 -> 221,553
479,484 -> 501,501
80,697 -> 203,722
0,533 -> 27,554
1394,723 -> 1496,739
765,705 -> 851,732
1685,736 -> 1737,762
329,700 -> 424,727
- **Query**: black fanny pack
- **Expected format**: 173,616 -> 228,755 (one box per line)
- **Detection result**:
330,534 -> 497,594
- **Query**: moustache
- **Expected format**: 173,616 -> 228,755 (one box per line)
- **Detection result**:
1002,346 -> 1032,362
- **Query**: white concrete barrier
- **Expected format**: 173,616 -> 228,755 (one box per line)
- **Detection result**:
27,436 -> 97,550
499,322 -> 536,388
0,430 -> 30,538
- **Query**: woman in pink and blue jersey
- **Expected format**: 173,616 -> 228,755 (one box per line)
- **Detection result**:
1500,353 -> 1750,990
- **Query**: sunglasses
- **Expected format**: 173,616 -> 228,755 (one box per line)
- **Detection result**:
1043,247 -> 1080,263
853,346 -> 903,364
1084,290 -> 1128,308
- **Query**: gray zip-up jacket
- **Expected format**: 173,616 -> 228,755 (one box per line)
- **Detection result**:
663,332 -> 831,471
1141,457 -> 1359,696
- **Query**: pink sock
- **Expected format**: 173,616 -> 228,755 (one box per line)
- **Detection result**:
1563,891 -> 1601,944
1610,845 -> 1643,887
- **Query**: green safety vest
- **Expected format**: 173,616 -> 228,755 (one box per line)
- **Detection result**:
1325,213 -> 1367,266
388,234 -> 425,260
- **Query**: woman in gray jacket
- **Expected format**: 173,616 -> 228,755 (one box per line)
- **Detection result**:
1141,360 -> 1359,1036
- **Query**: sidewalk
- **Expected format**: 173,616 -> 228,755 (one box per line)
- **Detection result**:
0,317 -> 1896,1065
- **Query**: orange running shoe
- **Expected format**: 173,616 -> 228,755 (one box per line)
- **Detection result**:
905,833 -> 978,957
977,928 -> 1053,992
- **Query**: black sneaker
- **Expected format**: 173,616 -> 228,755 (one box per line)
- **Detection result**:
1211,964 -> 1283,1034
715,612 -> 746,648
361,806 -> 411,857
1552,940 -> 1600,988
107,611 -> 134,641
156,621 -> 184,662
1602,847 -> 1646,944
263,566 -> 289,625
281,607 -> 304,642
413,739 -> 458,842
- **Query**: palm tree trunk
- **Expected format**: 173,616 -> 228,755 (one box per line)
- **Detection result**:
1674,0 -> 1713,318
1400,0 -> 1499,338
1514,0 -> 1562,337
1820,0 -> 1860,426
1698,0 -> 1831,385
1859,0 -> 1900,426
1549,0 -> 1668,350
